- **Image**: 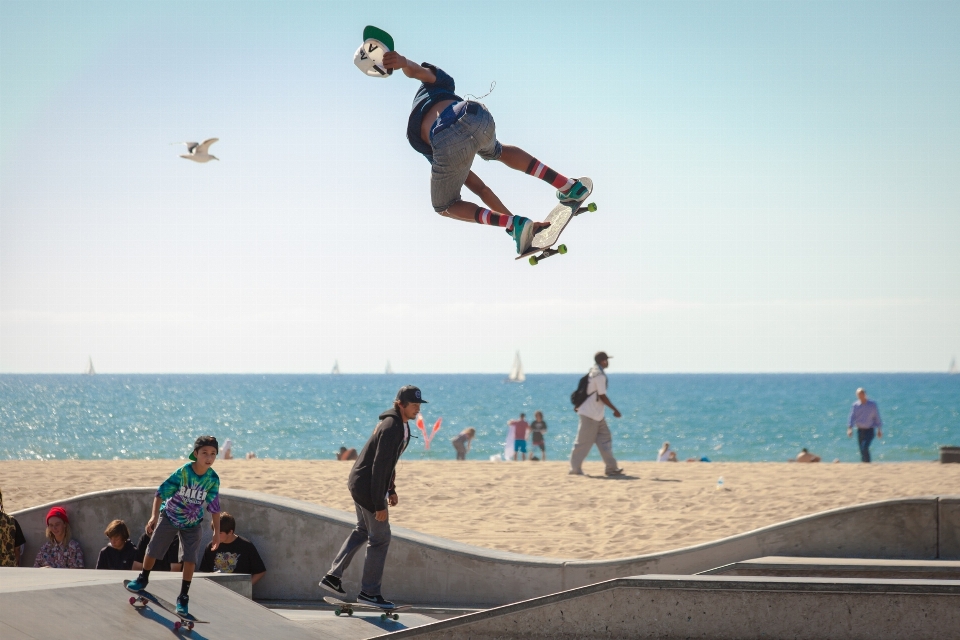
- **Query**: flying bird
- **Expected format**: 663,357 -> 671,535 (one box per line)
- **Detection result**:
173,138 -> 219,162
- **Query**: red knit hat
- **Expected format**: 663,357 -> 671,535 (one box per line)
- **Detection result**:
46,506 -> 69,525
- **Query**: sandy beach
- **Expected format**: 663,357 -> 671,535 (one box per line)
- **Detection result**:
3,459 -> 957,560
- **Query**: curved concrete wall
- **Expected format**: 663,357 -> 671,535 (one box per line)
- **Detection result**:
13,490 -> 960,606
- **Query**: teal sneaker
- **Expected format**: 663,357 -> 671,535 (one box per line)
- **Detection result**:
507,216 -> 538,255
176,595 -> 189,616
557,178 -> 591,205
126,576 -> 148,592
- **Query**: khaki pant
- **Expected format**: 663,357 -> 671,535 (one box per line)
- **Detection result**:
569,414 -> 619,474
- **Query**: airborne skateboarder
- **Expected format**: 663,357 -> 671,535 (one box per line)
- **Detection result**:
381,50 -> 591,255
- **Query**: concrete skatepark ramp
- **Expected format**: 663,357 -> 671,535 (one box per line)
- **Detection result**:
13,490 -> 960,605
375,574 -> 960,640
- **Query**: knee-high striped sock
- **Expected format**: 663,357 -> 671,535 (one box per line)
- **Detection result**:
474,207 -> 515,231
525,158 -> 575,191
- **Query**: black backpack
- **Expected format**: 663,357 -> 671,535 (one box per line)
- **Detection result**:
570,373 -> 592,409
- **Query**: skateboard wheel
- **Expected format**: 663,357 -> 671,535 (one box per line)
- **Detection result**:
558,244 -> 567,254
392,614 -> 400,620
587,202 -> 597,212
334,609 -> 341,616
529,256 -> 539,266
380,613 -> 387,621
174,621 -> 181,631
188,622 -> 194,630
129,596 -> 136,605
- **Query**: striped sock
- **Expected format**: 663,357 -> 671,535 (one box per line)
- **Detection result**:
525,158 -> 574,191
474,207 -> 515,231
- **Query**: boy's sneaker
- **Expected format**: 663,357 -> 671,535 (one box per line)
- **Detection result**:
507,216 -> 539,255
557,178 -> 591,205
176,595 -> 189,616
319,574 -> 346,596
126,576 -> 148,592
357,591 -> 395,610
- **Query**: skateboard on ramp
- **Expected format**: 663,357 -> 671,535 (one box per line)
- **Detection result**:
125,580 -> 207,632
323,596 -> 410,621
517,177 -> 597,265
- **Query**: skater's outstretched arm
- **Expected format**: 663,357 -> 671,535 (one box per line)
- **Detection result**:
465,171 -> 512,216
383,52 -> 436,83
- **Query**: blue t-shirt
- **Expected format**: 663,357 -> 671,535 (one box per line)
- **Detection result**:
406,63 -> 462,163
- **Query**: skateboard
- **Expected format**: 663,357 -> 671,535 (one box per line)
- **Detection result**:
125,580 -> 207,632
323,596 -> 410,621
517,177 -> 597,265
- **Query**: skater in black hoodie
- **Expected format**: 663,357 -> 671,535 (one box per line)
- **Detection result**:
319,385 -> 425,609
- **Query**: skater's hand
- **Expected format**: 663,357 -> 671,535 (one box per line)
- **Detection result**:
375,509 -> 389,522
145,517 -> 158,535
388,493 -> 399,507
612,409 -> 622,418
382,51 -> 407,71
210,539 -> 219,552
847,428 -> 853,438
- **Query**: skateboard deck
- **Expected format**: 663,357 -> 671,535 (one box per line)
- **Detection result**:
125,580 -> 207,632
517,177 -> 597,265
323,596 -> 410,621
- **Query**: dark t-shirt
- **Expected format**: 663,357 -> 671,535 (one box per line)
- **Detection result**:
530,420 -> 547,443
406,63 -> 462,163
96,540 -> 138,570
135,532 -> 181,570
199,535 -> 266,575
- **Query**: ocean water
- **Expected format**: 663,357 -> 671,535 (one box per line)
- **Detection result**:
0,374 -> 957,463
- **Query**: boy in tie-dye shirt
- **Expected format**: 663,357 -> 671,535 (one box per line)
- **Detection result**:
126,436 -> 222,617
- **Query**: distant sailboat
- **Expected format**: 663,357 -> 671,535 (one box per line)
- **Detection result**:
385,360 -> 394,374
506,351 -> 525,383
950,357 -> 958,375
85,357 -> 96,375
331,360 -> 341,375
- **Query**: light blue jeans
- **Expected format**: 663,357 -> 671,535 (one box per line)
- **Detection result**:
429,101 -> 503,213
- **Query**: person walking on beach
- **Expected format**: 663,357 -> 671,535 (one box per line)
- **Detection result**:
451,427 -> 476,460
569,352 -> 624,476
380,50 -> 592,256
319,385 -> 424,609
125,436 -> 222,617
509,413 -> 530,461
848,387 -> 882,463
530,411 -> 548,460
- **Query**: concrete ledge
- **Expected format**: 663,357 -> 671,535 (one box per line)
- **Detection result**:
14,490 -> 960,605
378,575 -> 960,640
700,556 -> 960,580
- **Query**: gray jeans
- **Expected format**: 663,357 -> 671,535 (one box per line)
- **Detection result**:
569,414 -> 619,474
328,502 -> 391,596
429,101 -> 502,212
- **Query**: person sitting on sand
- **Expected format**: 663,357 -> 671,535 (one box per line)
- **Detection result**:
795,448 -> 821,463
451,427 -> 476,460
34,506 -> 84,568
337,446 -> 359,461
0,488 -> 27,567
657,442 -> 673,462
96,519 -> 138,570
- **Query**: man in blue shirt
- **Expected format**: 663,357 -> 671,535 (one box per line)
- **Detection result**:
847,388 -> 883,462
382,50 -> 591,256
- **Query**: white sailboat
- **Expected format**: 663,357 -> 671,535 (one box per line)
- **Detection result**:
506,351 -> 525,383
85,356 -> 96,375
385,360 -> 394,374
950,357 -> 958,375
331,360 -> 341,375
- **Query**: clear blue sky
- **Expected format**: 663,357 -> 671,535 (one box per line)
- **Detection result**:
1,1 -> 958,373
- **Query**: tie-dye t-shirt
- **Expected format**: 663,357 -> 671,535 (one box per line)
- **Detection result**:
156,463 -> 221,529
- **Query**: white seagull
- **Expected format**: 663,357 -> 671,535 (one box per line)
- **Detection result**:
174,138 -> 219,162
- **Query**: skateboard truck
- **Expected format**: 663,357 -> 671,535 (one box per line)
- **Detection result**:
528,202 -> 597,265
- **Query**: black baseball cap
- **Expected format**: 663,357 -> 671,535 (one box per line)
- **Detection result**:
396,385 -> 427,404
594,351 -> 612,364
189,435 -> 219,461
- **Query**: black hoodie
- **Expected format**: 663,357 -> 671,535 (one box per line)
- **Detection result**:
347,406 -> 410,513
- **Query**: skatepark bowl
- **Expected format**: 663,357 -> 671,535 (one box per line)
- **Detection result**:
4,491 -> 959,639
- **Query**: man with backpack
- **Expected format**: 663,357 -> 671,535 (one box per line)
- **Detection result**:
569,352 -> 624,476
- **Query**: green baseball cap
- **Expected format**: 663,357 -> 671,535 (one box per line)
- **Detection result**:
363,25 -> 394,51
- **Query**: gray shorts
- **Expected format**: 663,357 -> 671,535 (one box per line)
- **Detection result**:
145,512 -> 204,566
430,101 -> 502,213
